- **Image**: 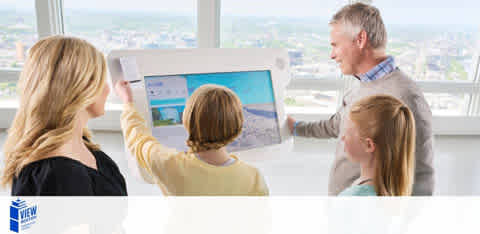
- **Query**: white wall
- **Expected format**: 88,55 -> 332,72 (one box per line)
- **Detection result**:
1,130 -> 479,195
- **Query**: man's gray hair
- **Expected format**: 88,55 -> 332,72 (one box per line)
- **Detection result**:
330,2 -> 387,50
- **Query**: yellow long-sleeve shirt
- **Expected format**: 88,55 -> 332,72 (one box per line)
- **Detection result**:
120,103 -> 269,196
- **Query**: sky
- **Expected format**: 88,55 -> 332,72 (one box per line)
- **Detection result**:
2,0 -> 480,26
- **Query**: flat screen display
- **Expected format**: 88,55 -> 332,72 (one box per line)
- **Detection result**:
144,70 -> 281,152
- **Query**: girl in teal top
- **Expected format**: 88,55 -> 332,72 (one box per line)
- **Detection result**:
338,95 -> 416,196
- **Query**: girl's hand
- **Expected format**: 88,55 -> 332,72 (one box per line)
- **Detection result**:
115,81 -> 133,104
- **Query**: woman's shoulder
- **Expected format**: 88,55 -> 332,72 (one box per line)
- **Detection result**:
12,157 -> 94,196
18,156 -> 92,178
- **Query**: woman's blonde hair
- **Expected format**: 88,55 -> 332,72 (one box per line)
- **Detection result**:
183,84 -> 244,153
349,95 -> 416,196
1,35 -> 107,186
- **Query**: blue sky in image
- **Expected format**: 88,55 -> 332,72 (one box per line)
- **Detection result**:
144,71 -> 275,106
185,71 -> 275,105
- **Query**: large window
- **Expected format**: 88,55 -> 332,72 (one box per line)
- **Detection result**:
222,0 -> 480,116
64,0 -> 197,55
387,26 -> 478,82
0,0 -> 478,131
0,0 -> 37,101
373,0 -> 480,116
221,0 -> 347,78
221,0 -> 349,114
0,0 -> 37,70
63,0 -> 197,104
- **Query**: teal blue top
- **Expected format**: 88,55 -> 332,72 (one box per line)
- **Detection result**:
338,185 -> 377,196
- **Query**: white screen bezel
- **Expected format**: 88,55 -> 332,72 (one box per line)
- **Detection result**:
107,48 -> 291,151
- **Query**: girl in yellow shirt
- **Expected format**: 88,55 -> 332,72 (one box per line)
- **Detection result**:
115,81 -> 268,196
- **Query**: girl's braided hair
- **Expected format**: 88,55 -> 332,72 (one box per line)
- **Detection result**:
183,84 -> 244,153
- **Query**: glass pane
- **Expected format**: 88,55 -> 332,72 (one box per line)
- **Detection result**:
64,0 -> 197,55
285,90 -> 339,114
0,0 -> 37,70
64,0 -> 196,104
372,0 -> 480,81
222,0 -> 346,114
0,81 -> 17,101
424,93 -> 470,116
221,0 -> 348,80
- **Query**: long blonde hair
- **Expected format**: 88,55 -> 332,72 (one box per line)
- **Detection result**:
183,84 -> 244,153
1,36 -> 107,187
349,95 -> 416,196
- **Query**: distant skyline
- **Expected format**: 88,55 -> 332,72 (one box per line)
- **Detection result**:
1,0 -> 480,26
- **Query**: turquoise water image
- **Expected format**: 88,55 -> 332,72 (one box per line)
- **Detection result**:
185,70 -> 276,105
150,98 -> 187,106
144,71 -> 281,151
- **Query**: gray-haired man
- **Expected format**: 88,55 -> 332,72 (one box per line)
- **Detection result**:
288,3 -> 434,195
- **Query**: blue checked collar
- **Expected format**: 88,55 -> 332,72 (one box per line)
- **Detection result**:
355,56 -> 396,82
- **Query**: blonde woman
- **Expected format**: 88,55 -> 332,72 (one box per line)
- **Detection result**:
2,36 -> 127,196
115,81 -> 268,195
339,95 -> 416,196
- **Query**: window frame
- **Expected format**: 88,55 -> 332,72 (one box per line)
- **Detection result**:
0,0 -> 479,134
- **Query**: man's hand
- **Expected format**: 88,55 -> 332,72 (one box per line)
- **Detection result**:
287,116 -> 296,134
114,81 -> 134,104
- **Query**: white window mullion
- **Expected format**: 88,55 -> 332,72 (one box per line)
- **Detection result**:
416,81 -> 479,94
468,84 -> 480,117
35,0 -> 64,39
471,29 -> 480,116
471,93 -> 480,116
287,78 -> 344,91
468,51 -> 480,116
287,78 -> 479,93
197,0 -> 220,48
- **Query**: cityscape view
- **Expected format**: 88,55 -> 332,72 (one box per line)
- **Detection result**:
0,5 -> 478,115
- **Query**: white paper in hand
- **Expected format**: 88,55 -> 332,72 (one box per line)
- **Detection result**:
119,56 -> 140,81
